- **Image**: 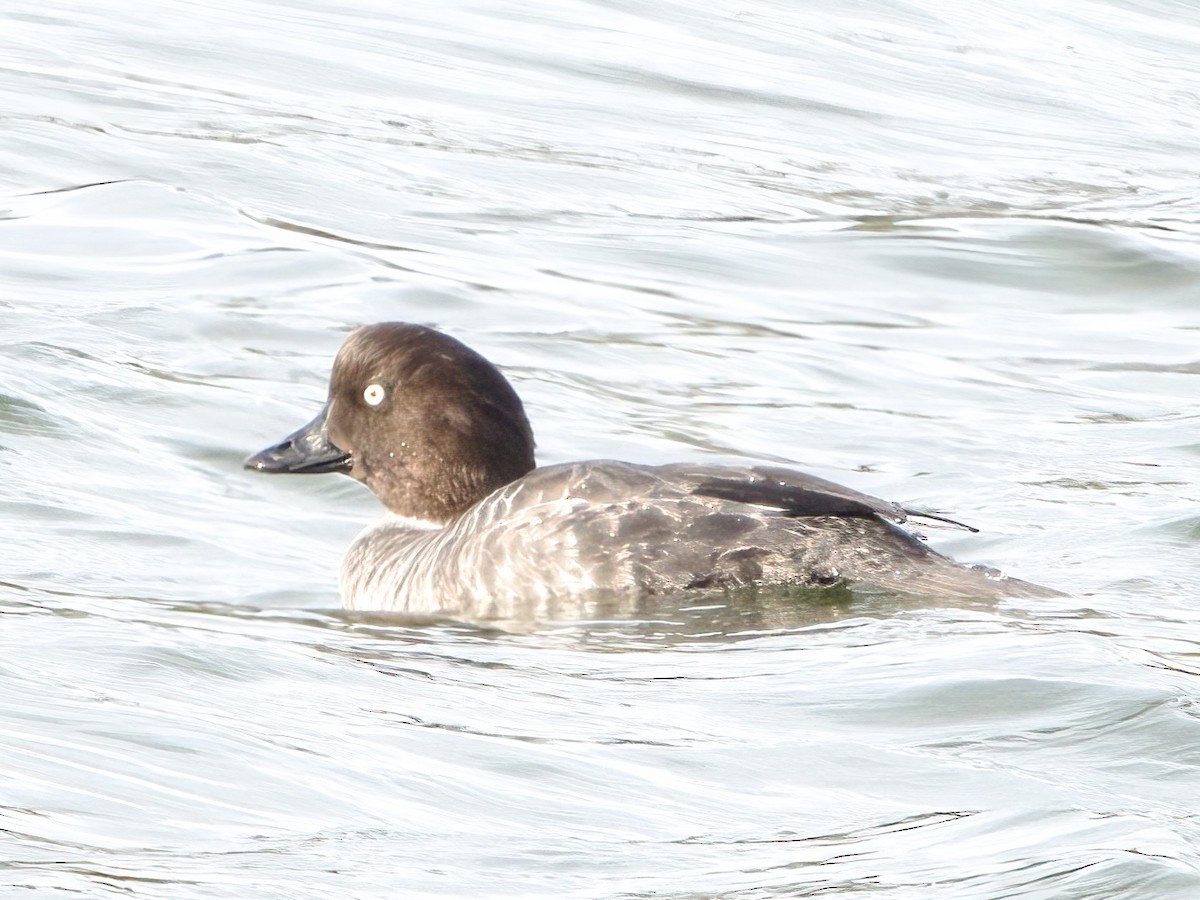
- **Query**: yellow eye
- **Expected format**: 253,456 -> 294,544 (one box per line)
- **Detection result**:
363,383 -> 386,407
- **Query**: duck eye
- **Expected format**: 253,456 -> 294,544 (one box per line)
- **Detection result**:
363,383 -> 386,407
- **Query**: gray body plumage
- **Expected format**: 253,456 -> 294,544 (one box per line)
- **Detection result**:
339,460 -> 1022,619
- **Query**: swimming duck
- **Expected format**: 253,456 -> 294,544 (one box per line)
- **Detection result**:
245,323 -> 1035,619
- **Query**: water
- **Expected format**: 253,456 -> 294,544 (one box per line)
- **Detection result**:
3,0 -> 1200,896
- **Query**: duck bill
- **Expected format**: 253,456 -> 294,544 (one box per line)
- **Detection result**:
243,404 -> 352,475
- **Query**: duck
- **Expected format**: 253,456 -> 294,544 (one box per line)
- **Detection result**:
244,322 -> 1042,620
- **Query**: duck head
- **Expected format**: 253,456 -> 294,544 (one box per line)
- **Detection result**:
245,323 -> 536,523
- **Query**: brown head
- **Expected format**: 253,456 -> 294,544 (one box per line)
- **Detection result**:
245,323 -> 536,523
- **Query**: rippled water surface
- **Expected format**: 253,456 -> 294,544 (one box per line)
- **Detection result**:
3,0 -> 1200,896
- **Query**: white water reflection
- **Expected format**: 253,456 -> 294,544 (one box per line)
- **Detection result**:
3,0 -> 1200,896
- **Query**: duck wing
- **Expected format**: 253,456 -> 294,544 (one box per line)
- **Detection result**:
689,465 -> 978,532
